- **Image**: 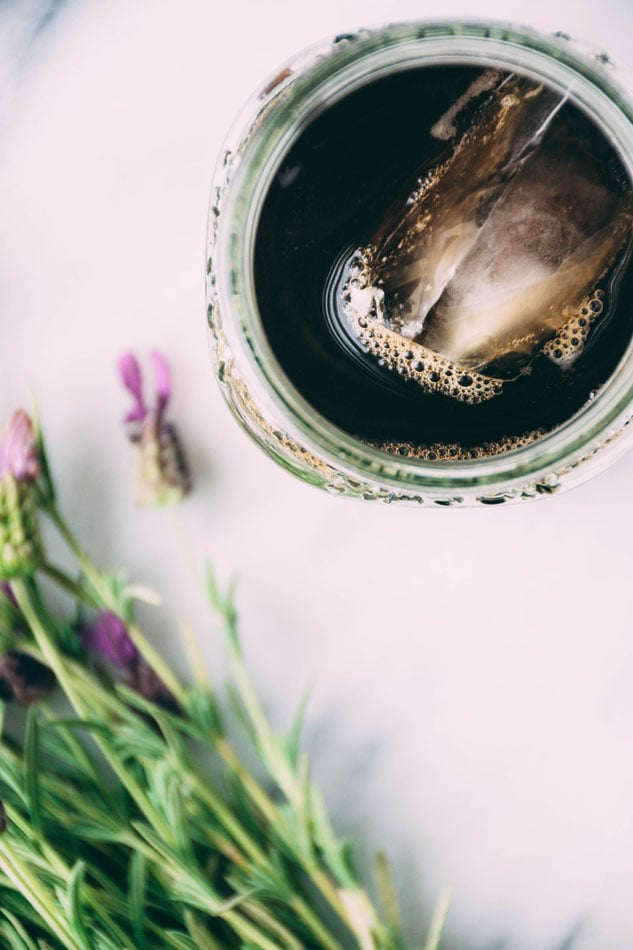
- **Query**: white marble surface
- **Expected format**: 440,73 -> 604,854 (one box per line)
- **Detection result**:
2,1 -> 633,947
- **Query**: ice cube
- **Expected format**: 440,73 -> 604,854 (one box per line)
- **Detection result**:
344,73 -> 633,403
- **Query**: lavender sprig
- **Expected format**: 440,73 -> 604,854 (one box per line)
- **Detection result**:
0,353 -> 446,950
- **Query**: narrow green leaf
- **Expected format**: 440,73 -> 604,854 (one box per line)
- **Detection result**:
47,719 -> 113,739
423,886 -> 453,950
374,852 -> 402,930
0,911 -> 39,950
295,754 -> 313,861
67,861 -> 91,948
163,767 -> 193,860
133,823 -> 252,916
39,709 -> 101,786
31,400 -> 56,505
128,851 -> 147,949
67,823 -> 128,844
0,923 -> 31,950
183,910 -> 224,950
205,564 -> 240,652
204,563 -> 223,613
164,934 -> 200,950
183,687 -> 224,738
225,683 -> 257,745
91,934 -> 125,950
309,786 -> 356,888
286,685 -> 312,769
116,685 -> 206,744
24,709 -> 42,835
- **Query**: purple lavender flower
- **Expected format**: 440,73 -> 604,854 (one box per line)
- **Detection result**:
0,411 -> 43,579
0,411 -> 39,483
82,610 -> 139,668
0,651 -> 55,705
119,352 -> 191,507
82,608 -> 178,712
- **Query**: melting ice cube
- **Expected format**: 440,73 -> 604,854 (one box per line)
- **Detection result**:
344,73 -> 633,403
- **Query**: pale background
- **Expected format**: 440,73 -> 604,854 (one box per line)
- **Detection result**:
2,1 -> 633,948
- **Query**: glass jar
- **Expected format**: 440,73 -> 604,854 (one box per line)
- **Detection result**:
206,20 -> 633,506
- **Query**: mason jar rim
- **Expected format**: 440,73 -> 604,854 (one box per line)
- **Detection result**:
210,20 -> 633,495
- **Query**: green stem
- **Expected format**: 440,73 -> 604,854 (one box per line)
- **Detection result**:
40,563 -> 99,610
12,581 -> 90,719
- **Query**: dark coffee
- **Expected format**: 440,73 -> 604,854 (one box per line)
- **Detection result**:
254,65 -> 633,460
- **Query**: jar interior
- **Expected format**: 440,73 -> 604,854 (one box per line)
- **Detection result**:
253,60 -> 633,464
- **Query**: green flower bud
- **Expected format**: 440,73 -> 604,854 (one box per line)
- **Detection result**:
0,477 -> 44,579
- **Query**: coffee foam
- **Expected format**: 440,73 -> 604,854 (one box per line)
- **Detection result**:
343,275 -> 506,405
370,429 -> 545,461
543,291 -> 605,367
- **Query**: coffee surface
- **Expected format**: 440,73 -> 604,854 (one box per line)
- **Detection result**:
254,65 -> 633,456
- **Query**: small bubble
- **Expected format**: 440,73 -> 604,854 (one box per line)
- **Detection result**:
458,374 -> 473,387
429,371 -> 440,383
590,299 -> 602,313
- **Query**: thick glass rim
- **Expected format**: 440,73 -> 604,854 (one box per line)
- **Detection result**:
210,20 -> 633,494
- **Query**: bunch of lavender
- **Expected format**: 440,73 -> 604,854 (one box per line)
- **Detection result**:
0,353 -> 449,950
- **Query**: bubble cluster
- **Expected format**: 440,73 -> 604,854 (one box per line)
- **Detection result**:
342,257 -> 505,405
543,291 -> 605,367
372,429 -> 546,461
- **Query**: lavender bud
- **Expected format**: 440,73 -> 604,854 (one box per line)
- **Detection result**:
0,412 -> 43,579
125,657 -> 180,714
0,411 -> 39,483
82,611 -> 139,668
